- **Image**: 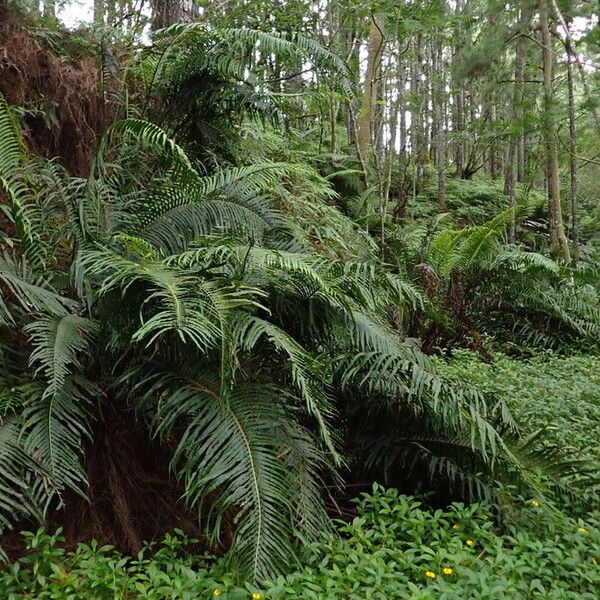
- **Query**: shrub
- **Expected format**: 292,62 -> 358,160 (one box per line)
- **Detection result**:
265,485 -> 599,599
3,485 -> 599,599
435,350 -> 600,513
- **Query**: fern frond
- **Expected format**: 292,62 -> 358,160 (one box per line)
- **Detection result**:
23,315 -> 99,492
0,255 -> 75,324
154,382 -> 327,581
0,93 -> 47,269
232,313 -> 337,458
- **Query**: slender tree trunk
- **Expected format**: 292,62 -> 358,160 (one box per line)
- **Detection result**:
357,14 -> 384,161
151,0 -> 184,30
489,104 -> 498,178
399,66 -> 407,156
504,144 -> 517,243
434,41 -> 446,209
453,0 -> 465,178
514,5 -> 530,182
346,28 -> 361,150
549,2 -> 579,256
565,22 -> 578,256
94,0 -> 105,24
506,4 -> 532,241
540,0 -> 570,263
410,35 -> 424,186
107,0 -> 117,24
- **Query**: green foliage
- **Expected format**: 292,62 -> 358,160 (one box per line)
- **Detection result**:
0,93 -> 47,270
436,350 -> 600,513
3,486 -> 599,599
0,529 -> 245,599
265,486 -> 600,599
390,210 -> 600,352
3,89 -> 537,581
415,176 -> 545,224
2,10 -> 600,589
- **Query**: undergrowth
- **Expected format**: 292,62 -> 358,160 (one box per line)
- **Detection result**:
3,352 -> 600,599
2,485 -> 599,599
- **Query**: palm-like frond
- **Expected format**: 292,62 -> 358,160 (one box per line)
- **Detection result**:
0,417 -> 52,536
153,382 -> 328,581
427,208 -> 514,278
23,315 -> 98,493
233,313 -> 337,457
80,245 -> 262,352
151,23 -> 349,80
0,94 -> 46,270
0,255 -> 75,324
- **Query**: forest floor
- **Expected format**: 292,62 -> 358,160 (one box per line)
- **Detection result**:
2,350 -> 599,599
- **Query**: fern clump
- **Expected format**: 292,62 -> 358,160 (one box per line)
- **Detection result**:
0,14 -> 598,584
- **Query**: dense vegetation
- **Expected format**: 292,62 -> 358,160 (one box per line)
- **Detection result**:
0,0 -> 599,596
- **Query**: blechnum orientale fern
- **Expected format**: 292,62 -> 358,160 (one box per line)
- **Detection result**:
0,23 -> 598,582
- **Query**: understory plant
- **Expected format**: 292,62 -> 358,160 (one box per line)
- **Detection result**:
2,485 -> 599,599
0,20 -> 598,584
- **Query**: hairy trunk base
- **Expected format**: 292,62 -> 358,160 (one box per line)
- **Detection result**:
0,13 -> 117,175
56,416 -> 204,555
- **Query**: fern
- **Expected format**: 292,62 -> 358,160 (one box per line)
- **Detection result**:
0,94 -> 46,270
153,382 -> 328,581
23,315 -> 98,493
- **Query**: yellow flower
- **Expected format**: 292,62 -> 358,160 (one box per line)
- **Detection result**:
466,539 -> 474,546
452,524 -> 459,529
213,591 -> 222,597
578,527 -> 588,534
442,567 -> 454,576
530,500 -> 540,508
251,594 -> 262,600
425,571 -> 436,579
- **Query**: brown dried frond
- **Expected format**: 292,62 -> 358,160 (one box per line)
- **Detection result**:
0,18 -> 117,175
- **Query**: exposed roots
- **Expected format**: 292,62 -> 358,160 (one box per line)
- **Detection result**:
0,17 -> 116,175
56,416 -> 204,556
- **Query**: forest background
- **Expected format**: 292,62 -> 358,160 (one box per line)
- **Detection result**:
0,0 -> 599,597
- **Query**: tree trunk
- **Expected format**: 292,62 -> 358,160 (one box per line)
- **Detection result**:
514,5 -> 530,182
565,21 -> 578,256
489,104 -> 498,178
506,3 -> 532,241
549,2 -> 579,256
453,0 -> 465,178
504,144 -> 517,243
399,66 -> 407,156
410,35 -> 424,186
540,0 -> 570,263
434,41 -> 446,210
356,15 -> 384,161
94,0 -> 105,24
151,0 -> 184,30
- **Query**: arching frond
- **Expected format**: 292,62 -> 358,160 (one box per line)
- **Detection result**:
0,417 -> 53,539
23,314 -> 99,492
232,313 -> 337,457
0,93 -> 47,270
0,255 -> 75,324
153,382 -> 328,582
80,246 -> 262,352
